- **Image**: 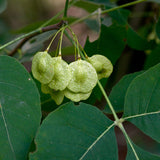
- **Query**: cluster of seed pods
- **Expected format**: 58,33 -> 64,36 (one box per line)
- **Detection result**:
32,51 -> 113,105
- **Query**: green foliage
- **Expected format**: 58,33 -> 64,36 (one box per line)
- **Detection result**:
30,102 -> 118,160
0,56 -> 41,159
74,0 -> 102,13
1,0 -> 160,159
126,143 -> 160,160
144,45 -> 160,69
29,63 -> 160,159
127,26 -> 155,51
85,23 -> 126,65
123,63 -> 160,143
104,71 -> 143,113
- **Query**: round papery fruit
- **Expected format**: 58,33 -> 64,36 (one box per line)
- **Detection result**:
64,89 -> 92,102
88,54 -> 113,79
41,84 -> 52,94
49,57 -> 71,91
67,60 -> 98,93
50,90 -> 64,105
32,51 -> 55,84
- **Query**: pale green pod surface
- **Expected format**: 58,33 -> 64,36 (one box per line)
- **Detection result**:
41,84 -> 52,94
67,60 -> 98,93
49,57 -> 71,91
50,90 -> 64,105
64,89 -> 92,102
88,54 -> 113,79
32,51 -> 55,84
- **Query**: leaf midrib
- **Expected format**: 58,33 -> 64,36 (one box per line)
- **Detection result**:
79,123 -> 115,160
0,102 -> 16,160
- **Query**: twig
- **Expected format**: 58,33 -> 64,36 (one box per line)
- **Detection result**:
9,20 -> 65,56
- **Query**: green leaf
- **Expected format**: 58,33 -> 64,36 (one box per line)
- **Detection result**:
144,45 -> 160,70
127,26 -> 154,51
106,7 -> 154,51
107,8 -> 130,25
0,56 -> 41,159
126,142 -> 160,160
85,18 -> 101,32
84,24 -> 126,65
30,102 -> 118,160
104,71 -> 143,113
156,18 -> 160,39
0,0 -> 7,14
74,0 -> 102,13
123,63 -> 160,143
85,0 -> 113,6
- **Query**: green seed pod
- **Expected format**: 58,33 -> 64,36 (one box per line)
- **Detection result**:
64,89 -> 92,102
32,51 -> 55,84
50,90 -> 64,105
49,57 -> 71,91
67,60 -> 98,93
41,84 -> 52,94
88,54 -> 113,79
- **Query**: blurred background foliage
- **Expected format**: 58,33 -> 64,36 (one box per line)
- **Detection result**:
0,0 -> 160,159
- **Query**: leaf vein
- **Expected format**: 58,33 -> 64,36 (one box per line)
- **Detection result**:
0,103 -> 16,159
79,123 -> 115,160
144,77 -> 159,113
124,110 -> 160,120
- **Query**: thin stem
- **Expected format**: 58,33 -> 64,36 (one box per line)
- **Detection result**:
63,0 -> 69,18
64,30 -> 86,60
66,26 -> 81,59
78,43 -> 88,58
69,0 -> 147,26
97,81 -> 119,121
119,123 -> 139,160
102,0 -> 146,15
0,29 -> 40,51
58,28 -> 65,56
46,27 -> 64,52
